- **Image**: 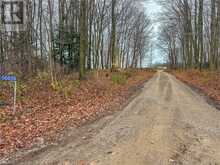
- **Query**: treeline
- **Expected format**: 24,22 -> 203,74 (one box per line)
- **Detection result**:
0,0 -> 152,80
159,0 -> 220,70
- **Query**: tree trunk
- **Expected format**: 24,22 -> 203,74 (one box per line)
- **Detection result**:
210,0 -> 216,70
79,0 -> 87,79
198,0 -> 204,70
111,0 -> 117,71
48,0 -> 54,83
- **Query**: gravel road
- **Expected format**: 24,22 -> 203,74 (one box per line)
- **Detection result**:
14,71 -> 220,165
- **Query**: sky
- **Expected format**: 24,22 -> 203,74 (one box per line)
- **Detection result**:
142,0 -> 165,65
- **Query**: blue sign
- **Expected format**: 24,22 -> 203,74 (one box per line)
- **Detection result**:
0,75 -> 17,113
0,75 -> 16,81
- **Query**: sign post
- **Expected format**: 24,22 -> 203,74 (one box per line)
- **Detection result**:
13,81 -> 17,113
0,76 -> 17,113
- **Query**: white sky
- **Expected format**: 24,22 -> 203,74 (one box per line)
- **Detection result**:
143,0 -> 164,64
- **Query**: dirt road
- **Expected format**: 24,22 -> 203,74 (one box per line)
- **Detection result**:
14,71 -> 220,165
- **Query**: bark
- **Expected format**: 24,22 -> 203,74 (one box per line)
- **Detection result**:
111,0 -> 117,71
79,0 -> 87,79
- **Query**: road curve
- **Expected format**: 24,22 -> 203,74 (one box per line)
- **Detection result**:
16,71 -> 220,165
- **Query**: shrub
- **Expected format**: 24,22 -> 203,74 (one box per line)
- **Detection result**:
111,73 -> 127,85
51,81 -> 62,92
37,72 -> 50,81
124,69 -> 134,78
51,80 -> 80,99
72,80 -> 80,88
16,82 -> 27,101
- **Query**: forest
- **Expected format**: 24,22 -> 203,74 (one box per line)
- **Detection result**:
0,0 -> 152,81
159,0 -> 220,70
0,0 -> 220,163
